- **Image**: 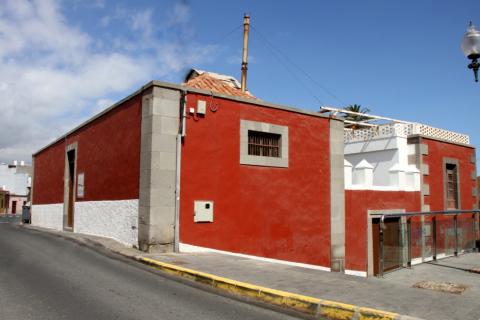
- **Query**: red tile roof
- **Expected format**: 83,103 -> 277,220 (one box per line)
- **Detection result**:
184,69 -> 255,99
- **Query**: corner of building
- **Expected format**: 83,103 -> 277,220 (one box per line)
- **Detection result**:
138,86 -> 181,253
329,118 -> 345,272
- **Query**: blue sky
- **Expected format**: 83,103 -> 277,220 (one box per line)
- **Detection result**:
0,0 -> 479,166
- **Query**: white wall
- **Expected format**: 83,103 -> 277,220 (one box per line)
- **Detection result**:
0,164 -> 30,195
74,199 -> 139,247
31,203 -> 64,230
345,136 -> 411,187
345,150 -> 398,186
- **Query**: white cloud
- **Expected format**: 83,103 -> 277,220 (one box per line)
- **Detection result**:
130,9 -> 153,38
0,0 -> 218,164
167,3 -> 190,27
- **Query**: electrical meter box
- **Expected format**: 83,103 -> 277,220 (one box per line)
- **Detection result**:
194,200 -> 214,222
197,100 -> 206,115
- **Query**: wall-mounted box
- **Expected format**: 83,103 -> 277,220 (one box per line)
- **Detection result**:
194,200 -> 214,222
197,100 -> 206,115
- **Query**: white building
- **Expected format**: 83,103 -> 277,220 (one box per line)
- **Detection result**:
0,161 -> 32,214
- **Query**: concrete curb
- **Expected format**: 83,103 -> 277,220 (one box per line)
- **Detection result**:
138,257 -> 422,320
470,267 -> 480,274
20,225 -> 423,320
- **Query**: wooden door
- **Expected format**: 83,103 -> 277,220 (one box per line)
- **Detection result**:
12,201 -> 16,214
372,217 -> 401,275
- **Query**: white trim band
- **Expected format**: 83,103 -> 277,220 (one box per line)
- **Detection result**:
179,243 -> 331,272
344,269 -> 367,277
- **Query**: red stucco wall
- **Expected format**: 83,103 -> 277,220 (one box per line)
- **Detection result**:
33,141 -> 66,204
421,138 -> 478,255
180,93 -> 332,267
33,94 -> 142,204
345,190 -> 421,272
422,138 -> 477,211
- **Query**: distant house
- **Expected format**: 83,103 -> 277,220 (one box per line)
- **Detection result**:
30,70 -> 478,276
0,189 -> 8,214
0,161 -> 31,214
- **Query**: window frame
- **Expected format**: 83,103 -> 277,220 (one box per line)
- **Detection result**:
443,158 -> 461,210
240,120 -> 289,168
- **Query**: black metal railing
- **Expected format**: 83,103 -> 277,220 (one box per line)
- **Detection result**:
371,210 -> 480,277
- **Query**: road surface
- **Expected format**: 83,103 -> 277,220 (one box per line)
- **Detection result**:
0,216 -> 301,320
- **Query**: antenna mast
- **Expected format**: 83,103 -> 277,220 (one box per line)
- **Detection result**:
241,14 -> 250,92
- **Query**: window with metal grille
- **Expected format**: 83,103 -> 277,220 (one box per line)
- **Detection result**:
248,130 -> 281,158
446,163 -> 459,209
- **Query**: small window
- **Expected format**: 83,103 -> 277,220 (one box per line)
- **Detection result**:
446,163 -> 459,209
248,131 -> 281,158
240,120 -> 289,168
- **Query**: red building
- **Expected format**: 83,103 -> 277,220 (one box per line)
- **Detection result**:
332,108 -> 478,276
31,71 -> 478,276
32,71 -> 345,272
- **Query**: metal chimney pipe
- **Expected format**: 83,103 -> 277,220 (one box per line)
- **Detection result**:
241,14 -> 250,92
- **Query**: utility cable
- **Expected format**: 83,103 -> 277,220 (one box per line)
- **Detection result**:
251,25 -> 347,106
212,24 -> 243,47
250,27 -> 325,105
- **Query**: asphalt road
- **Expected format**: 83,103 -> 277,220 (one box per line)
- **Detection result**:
0,216 -> 301,320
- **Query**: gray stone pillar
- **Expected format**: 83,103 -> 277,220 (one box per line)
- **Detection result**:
138,86 -> 180,252
329,119 -> 345,272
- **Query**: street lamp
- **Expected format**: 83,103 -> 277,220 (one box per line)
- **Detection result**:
461,22 -> 480,82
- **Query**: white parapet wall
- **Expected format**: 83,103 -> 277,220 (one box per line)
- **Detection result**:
74,199 -> 139,247
31,203 -> 64,230
344,122 -> 470,145
345,159 -> 420,191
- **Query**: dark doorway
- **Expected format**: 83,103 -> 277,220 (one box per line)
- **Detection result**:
67,149 -> 76,228
11,201 -> 17,214
372,217 -> 401,276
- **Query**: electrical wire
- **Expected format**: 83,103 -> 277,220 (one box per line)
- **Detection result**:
212,24 -> 243,47
251,25 -> 347,106
250,28 -> 325,105
249,29 -> 324,105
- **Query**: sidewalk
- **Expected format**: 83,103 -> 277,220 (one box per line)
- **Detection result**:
22,225 -> 480,320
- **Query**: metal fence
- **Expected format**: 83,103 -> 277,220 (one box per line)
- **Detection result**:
371,210 -> 480,277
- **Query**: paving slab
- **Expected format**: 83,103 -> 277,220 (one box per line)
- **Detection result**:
143,252 -> 480,320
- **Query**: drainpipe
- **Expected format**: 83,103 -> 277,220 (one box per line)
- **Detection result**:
174,91 -> 187,252
379,215 -> 385,277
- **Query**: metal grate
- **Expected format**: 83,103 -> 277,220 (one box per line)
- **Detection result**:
344,123 -> 470,145
248,130 -> 281,157
446,164 -> 459,209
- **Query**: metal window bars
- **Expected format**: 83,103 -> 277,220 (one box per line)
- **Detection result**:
371,210 -> 480,277
248,131 -> 281,158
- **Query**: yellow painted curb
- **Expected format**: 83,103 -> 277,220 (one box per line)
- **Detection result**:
139,257 -> 406,320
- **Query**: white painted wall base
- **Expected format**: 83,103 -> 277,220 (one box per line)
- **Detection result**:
435,253 -> 455,260
344,269 -> 367,277
411,257 -> 423,265
436,253 -> 447,259
74,199 -> 138,247
31,203 -> 64,230
179,243 -> 331,272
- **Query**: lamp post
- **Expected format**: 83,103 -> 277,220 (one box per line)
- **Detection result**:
461,22 -> 480,82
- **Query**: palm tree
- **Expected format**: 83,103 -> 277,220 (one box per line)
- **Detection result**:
342,104 -> 370,122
